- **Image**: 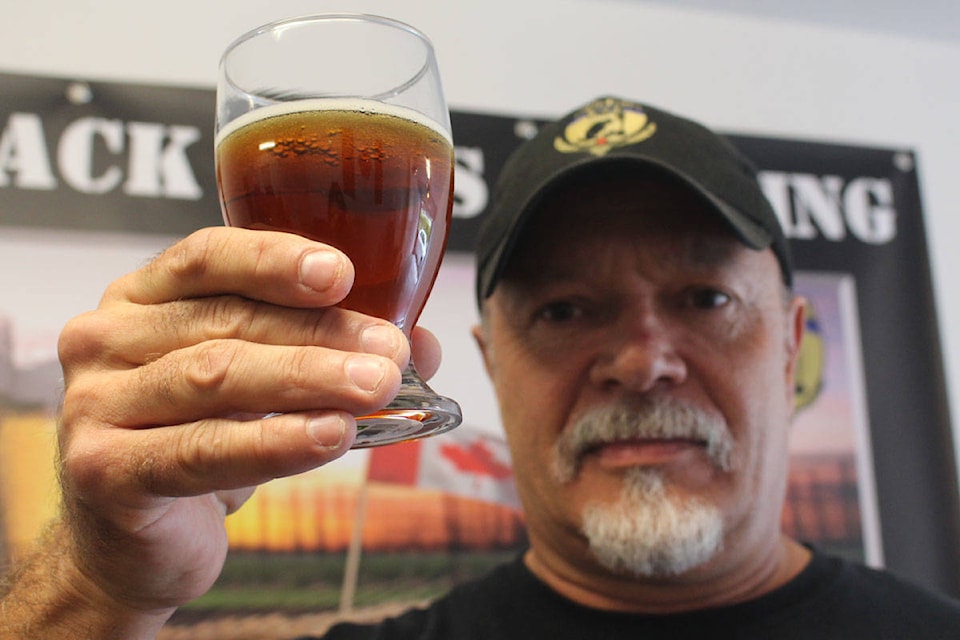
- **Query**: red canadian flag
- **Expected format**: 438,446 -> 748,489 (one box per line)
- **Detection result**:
367,426 -> 521,510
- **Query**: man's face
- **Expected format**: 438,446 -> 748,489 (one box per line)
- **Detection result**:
474,170 -> 804,583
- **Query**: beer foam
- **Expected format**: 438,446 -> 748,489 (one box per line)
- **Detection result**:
215,98 -> 452,147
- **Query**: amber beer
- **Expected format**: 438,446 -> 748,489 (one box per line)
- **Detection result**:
215,99 -> 454,331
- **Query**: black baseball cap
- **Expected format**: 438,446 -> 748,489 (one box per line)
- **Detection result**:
475,96 -> 792,306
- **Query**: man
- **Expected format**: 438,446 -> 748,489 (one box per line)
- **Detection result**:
2,97 -> 959,639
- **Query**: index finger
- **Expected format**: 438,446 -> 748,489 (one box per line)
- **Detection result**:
102,227 -> 355,309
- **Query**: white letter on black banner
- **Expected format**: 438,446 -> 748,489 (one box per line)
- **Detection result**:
0,112 -> 57,190
58,117 -> 124,194
124,122 -> 203,200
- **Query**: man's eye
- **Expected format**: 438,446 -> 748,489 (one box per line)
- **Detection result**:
689,289 -> 731,309
538,301 -> 583,322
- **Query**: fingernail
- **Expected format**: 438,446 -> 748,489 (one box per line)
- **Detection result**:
361,324 -> 402,358
306,413 -> 348,449
299,250 -> 343,292
346,356 -> 386,393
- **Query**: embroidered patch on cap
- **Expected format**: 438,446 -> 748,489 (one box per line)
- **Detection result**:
554,97 -> 657,156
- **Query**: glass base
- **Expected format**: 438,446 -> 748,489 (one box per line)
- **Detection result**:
352,364 -> 462,448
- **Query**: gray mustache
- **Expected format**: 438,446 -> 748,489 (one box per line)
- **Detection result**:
552,398 -> 734,481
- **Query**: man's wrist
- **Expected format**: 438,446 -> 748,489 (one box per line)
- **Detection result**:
0,520 -> 175,640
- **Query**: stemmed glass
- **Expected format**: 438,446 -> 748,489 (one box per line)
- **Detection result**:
215,14 -> 462,447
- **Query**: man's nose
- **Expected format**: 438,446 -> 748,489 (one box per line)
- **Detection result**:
588,308 -> 687,393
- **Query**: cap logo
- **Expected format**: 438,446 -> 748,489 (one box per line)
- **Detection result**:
554,98 -> 657,157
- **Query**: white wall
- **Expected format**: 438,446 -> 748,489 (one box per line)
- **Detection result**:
1,0 -> 958,486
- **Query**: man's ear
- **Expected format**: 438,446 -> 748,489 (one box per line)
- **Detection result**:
785,294 -> 807,402
471,323 -> 495,377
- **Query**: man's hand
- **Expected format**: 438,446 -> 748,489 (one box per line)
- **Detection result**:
2,227 -> 439,638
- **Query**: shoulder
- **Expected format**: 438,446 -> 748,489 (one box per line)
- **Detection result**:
796,550 -> 960,634
836,559 -> 960,611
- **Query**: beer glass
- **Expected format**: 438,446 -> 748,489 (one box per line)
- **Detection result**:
215,14 -> 462,447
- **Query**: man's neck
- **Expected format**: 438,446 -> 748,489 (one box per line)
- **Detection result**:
523,535 -> 813,614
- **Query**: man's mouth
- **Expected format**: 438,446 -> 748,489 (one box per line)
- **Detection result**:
549,398 -> 734,483
581,437 -> 709,470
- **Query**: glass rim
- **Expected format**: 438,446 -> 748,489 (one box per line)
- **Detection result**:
221,12 -> 434,57
219,13 -> 437,105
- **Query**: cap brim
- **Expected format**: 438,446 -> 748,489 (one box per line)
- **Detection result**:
478,155 -> 774,301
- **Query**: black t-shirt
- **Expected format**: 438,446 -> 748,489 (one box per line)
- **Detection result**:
305,550 -> 960,639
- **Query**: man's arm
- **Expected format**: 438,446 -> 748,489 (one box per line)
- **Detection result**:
0,227 -> 430,638
0,521 -> 175,639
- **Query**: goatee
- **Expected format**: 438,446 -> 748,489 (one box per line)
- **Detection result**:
553,398 -> 732,577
